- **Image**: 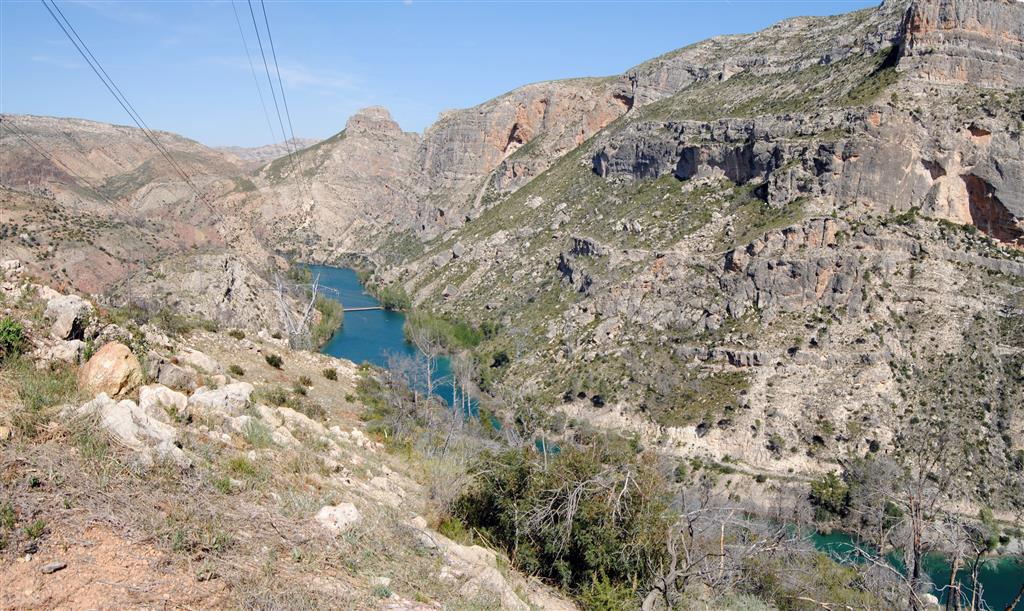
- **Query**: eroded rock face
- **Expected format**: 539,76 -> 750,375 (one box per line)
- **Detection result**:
78,342 -> 143,399
899,0 -> 1024,89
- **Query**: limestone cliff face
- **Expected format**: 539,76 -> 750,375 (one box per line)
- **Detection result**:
419,79 -> 631,216
899,0 -> 1024,88
382,0 -> 1024,496
620,0 -> 907,108
259,81 -> 632,258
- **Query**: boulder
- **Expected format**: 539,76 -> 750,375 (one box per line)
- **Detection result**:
35,339 -> 85,365
176,349 -> 224,375
77,342 -> 143,399
148,357 -> 199,393
138,384 -> 187,423
188,382 -> 254,417
315,503 -> 361,534
71,393 -> 189,467
44,294 -> 93,341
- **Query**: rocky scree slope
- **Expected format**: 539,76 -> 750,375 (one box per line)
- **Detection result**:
376,0 -> 1024,509
0,261 -> 572,610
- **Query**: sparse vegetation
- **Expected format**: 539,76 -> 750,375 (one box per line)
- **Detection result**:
0,316 -> 26,362
265,353 -> 283,369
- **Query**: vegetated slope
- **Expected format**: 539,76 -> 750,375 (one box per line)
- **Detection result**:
375,0 -> 1024,511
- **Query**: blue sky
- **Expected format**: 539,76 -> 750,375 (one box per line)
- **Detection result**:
1,0 -> 876,147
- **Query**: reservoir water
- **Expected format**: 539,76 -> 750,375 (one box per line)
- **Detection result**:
311,265 -> 465,409
312,264 -> 1022,609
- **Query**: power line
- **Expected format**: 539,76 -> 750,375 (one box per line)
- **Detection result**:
260,0 -> 300,155
245,0 -> 293,164
40,0 -> 201,198
231,0 -> 278,146
41,0 -> 235,229
246,0 -> 310,203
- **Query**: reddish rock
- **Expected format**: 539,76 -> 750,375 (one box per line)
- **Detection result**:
78,342 -> 143,399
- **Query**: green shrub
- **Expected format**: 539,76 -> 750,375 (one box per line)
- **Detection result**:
310,295 -> 343,347
10,358 -> 79,437
0,502 -> 15,530
228,456 -> 259,478
25,519 -> 46,539
265,354 -> 283,369
376,285 -> 411,311
228,329 -> 246,340
404,310 -> 483,350
577,571 -> 639,611
809,472 -> 850,519
242,420 -> 271,448
0,316 -> 26,362
322,368 -> 338,381
228,364 -> 245,377
455,444 -> 670,593
298,375 -> 312,387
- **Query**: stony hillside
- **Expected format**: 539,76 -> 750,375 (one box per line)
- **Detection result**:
0,262 -> 573,609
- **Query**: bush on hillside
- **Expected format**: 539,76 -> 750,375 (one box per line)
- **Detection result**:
0,317 -> 26,362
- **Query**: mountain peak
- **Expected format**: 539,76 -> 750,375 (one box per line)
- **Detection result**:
345,106 -> 402,135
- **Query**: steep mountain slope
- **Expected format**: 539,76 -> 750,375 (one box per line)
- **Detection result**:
369,0 -> 1024,509
0,115 -> 304,333
251,79 -> 632,258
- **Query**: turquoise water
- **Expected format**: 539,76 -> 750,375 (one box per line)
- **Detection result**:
813,530 -> 1024,609
310,265 -> 469,411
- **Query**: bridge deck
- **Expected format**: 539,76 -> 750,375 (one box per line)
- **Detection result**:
343,306 -> 384,312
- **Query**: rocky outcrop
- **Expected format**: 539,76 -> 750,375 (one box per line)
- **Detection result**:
77,342 -> 143,399
315,503 -> 361,534
44,294 -> 93,341
899,0 -> 1024,89
68,393 -> 189,467
187,382 -> 254,418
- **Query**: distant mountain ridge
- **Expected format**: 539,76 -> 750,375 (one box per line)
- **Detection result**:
217,137 -> 318,164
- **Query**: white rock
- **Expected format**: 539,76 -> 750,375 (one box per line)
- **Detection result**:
139,384 -> 187,423
188,382 -> 254,417
315,503 -> 361,534
256,404 -> 283,428
277,406 -> 327,436
271,426 -> 299,447
176,349 -> 224,375
72,394 -> 189,468
44,294 -> 93,340
35,339 -> 85,365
